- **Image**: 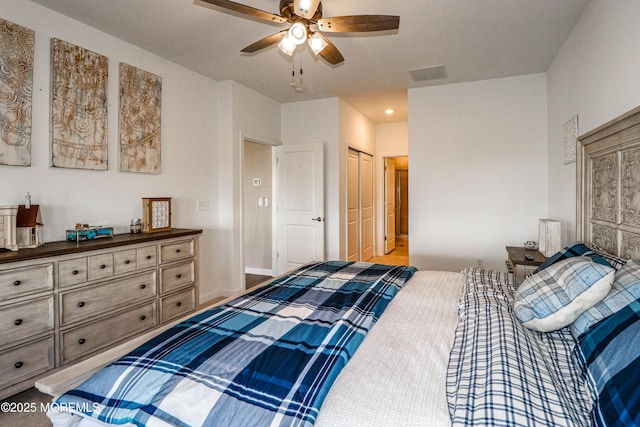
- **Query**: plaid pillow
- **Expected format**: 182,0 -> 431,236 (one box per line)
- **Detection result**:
570,259 -> 640,338
515,257 -> 615,332
589,243 -> 628,270
534,242 -> 613,274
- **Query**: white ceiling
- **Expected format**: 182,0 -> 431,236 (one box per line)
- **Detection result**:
29,0 -> 591,123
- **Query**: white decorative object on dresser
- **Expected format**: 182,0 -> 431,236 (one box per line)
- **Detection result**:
0,228 -> 201,400
0,206 -> 18,251
538,219 -> 561,257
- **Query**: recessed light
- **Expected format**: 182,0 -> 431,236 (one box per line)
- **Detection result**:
385,109 -> 394,115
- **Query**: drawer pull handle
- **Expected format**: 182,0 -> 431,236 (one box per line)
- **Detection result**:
176,301 -> 182,307
146,255 -> 152,260
176,249 -> 181,253
13,280 -> 21,286
15,361 -> 24,369
77,301 -> 85,308
14,319 -> 23,326
72,270 -> 79,275
78,338 -> 86,345
139,315 -> 146,321
176,273 -> 182,279
125,260 -> 131,264
100,264 -> 107,269
140,284 -> 146,289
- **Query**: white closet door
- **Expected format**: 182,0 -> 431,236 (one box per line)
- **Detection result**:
360,152 -> 374,261
384,158 -> 396,254
347,149 -> 360,262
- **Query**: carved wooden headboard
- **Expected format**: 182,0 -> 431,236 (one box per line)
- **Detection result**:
577,105 -> 640,259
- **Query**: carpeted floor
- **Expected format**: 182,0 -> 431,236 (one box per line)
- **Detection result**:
1,386 -> 53,426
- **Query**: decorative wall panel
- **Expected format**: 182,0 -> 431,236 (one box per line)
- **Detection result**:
118,63 -> 161,173
0,19 -> 34,166
592,224 -> 617,256
591,153 -> 617,222
50,38 -> 108,170
621,147 -> 640,227
621,231 -> 640,260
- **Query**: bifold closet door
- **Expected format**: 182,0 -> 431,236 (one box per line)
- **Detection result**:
347,149 -> 360,262
359,152 -> 374,261
347,149 -> 374,262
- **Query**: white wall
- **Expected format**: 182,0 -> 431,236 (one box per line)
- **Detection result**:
408,74 -> 548,272
2,0 -> 220,301
216,81 -> 281,295
547,0 -> 640,245
281,98 -> 340,259
339,100 -> 376,259
375,122 -> 408,255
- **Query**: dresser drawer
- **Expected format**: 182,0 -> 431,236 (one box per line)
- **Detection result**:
137,245 -> 157,270
0,264 -> 53,301
114,249 -> 137,275
62,302 -> 157,364
160,288 -> 195,323
160,240 -> 194,264
0,297 -> 54,347
0,337 -> 54,389
160,261 -> 194,293
88,253 -> 114,281
58,258 -> 88,287
61,271 -> 157,326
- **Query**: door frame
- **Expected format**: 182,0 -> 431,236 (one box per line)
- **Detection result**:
239,132 -> 280,288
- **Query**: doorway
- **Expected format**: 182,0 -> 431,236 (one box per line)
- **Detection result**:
378,156 -> 408,263
243,140 -> 274,287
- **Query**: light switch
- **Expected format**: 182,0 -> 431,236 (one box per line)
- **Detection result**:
196,200 -> 210,212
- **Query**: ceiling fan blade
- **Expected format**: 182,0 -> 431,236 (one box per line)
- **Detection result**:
318,36 -> 344,65
199,0 -> 287,24
317,15 -> 400,33
241,31 -> 288,53
294,0 -> 321,20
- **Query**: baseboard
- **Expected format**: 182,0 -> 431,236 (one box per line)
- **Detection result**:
245,267 -> 273,276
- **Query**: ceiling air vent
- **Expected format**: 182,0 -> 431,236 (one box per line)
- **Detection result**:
408,65 -> 447,82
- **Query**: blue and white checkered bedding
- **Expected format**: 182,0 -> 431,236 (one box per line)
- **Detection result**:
55,261 -> 416,427
447,268 -> 594,426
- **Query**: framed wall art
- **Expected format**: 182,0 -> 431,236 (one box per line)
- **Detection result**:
119,63 -> 162,173
50,38 -> 108,170
563,115 -> 578,165
0,18 -> 34,167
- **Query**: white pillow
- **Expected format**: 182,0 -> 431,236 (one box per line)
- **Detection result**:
514,257 -> 615,332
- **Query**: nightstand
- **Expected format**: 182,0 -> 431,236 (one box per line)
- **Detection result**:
506,246 -> 546,285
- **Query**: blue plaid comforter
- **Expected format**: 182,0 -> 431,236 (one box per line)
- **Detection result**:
56,261 -> 416,426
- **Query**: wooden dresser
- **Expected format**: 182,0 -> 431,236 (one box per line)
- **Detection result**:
0,228 -> 201,400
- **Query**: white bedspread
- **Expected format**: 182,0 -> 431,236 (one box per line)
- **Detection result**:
316,270 -> 463,427
46,270 -> 463,427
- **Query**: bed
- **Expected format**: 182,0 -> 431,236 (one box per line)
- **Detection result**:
37,106 -> 640,427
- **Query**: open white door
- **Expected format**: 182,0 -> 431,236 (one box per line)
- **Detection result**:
384,158 -> 396,254
347,149 -> 359,261
276,143 -> 325,274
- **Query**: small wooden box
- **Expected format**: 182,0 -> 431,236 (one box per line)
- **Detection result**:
538,219 -> 561,257
142,198 -> 172,233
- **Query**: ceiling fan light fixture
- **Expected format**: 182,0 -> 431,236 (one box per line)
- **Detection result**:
278,35 -> 297,56
308,32 -> 328,55
288,21 -> 308,45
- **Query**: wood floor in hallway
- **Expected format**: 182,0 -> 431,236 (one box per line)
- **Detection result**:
368,243 -> 409,266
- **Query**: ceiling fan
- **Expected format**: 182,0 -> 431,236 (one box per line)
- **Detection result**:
199,0 -> 400,65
